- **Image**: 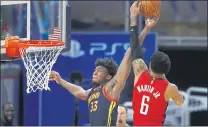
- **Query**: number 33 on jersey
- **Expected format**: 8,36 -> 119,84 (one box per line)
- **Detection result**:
90,100 -> 98,112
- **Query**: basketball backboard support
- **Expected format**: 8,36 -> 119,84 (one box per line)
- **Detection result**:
59,1 -> 71,54
0,1 -> 71,62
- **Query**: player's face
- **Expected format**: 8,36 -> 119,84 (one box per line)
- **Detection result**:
92,66 -> 110,85
117,106 -> 127,124
3,104 -> 14,121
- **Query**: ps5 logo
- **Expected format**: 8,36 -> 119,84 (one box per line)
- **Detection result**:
63,40 -> 130,58
90,42 -> 129,55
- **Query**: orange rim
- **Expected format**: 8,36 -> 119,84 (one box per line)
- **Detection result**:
5,38 -> 65,49
4,36 -> 65,58
17,40 -> 65,49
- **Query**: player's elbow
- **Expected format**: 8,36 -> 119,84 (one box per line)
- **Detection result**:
76,92 -> 87,100
176,101 -> 184,107
175,97 -> 185,107
74,89 -> 87,100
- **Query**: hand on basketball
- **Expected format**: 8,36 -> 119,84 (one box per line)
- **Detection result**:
145,16 -> 160,28
49,71 -> 62,84
130,1 -> 141,18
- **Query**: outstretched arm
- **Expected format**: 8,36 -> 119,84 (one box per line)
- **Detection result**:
138,26 -> 151,45
49,71 -> 91,100
104,47 -> 132,101
58,79 -> 91,100
130,18 -> 149,85
104,1 -> 145,101
132,17 -> 159,85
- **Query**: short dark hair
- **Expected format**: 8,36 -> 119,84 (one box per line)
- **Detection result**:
150,51 -> 171,74
118,104 -> 128,114
95,58 -> 118,77
2,102 -> 13,110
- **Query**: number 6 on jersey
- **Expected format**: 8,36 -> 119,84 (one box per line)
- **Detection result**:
140,95 -> 150,115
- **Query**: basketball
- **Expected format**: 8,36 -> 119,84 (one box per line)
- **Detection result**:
139,0 -> 161,17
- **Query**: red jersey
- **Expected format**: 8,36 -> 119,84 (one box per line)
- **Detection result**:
133,71 -> 169,126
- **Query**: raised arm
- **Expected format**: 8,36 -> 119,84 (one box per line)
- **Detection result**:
137,16 -> 159,45
131,16 -> 159,85
104,48 -> 132,101
49,71 -> 91,100
104,1 -> 144,101
132,59 -> 148,84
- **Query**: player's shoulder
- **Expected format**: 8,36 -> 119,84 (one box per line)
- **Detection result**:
167,83 -> 178,92
86,88 -> 93,97
164,83 -> 179,100
168,83 -> 178,88
86,88 -> 92,92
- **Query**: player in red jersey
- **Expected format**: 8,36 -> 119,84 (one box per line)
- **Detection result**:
130,5 -> 184,126
132,53 -> 185,126
132,45 -> 185,125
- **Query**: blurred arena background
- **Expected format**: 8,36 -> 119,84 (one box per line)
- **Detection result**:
0,1 -> 207,126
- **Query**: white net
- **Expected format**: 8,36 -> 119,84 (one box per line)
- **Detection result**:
19,44 -> 64,93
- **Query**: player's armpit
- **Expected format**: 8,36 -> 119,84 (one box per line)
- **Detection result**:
132,58 -> 148,83
104,78 -> 120,102
169,83 -> 184,106
75,88 -> 92,100
85,88 -> 92,98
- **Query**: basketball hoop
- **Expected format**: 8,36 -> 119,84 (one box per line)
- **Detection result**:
5,36 -> 65,93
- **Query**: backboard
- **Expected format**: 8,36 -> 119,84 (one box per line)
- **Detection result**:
0,1 -> 71,62
1,1 -> 30,61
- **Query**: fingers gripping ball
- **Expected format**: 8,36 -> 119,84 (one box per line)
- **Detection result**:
139,0 -> 161,17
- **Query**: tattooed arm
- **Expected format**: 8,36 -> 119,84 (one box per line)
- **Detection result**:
132,59 -> 148,85
104,48 -> 132,101
104,27 -> 149,100
130,17 -> 149,86
130,23 -> 149,84
103,1 -> 142,101
132,17 -> 159,86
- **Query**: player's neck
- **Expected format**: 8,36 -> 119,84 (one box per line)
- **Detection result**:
149,71 -> 165,79
94,79 -> 109,87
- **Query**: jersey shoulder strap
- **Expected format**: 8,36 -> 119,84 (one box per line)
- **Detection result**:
135,71 -> 148,85
87,86 -> 97,100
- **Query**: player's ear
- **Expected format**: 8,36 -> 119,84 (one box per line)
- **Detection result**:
106,75 -> 112,80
